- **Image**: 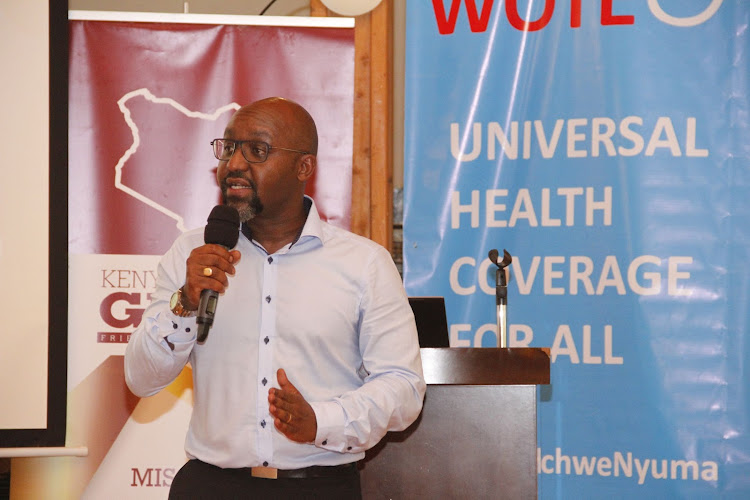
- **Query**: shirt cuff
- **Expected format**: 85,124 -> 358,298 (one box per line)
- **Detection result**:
155,309 -> 197,350
310,400 -> 355,453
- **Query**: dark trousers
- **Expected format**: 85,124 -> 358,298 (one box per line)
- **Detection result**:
168,459 -> 362,500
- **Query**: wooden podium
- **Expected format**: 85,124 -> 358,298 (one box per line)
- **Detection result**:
359,348 -> 550,499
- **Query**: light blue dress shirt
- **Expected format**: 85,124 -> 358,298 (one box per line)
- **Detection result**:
125,197 -> 426,469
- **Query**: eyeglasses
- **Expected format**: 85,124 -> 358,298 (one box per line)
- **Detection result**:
211,138 -> 311,164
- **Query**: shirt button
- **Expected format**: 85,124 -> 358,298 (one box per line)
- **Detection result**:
261,420 -> 266,428
268,256 -> 273,264
263,461 -> 269,467
265,296 -> 271,303
347,447 -> 352,451
322,440 -> 327,446
262,377 -> 267,386
264,336 -> 269,344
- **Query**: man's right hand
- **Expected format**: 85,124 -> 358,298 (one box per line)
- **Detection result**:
182,244 -> 242,309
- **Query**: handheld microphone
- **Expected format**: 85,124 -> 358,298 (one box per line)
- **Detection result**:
197,205 -> 240,343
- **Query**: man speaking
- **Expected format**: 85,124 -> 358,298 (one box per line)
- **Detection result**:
125,97 -> 425,498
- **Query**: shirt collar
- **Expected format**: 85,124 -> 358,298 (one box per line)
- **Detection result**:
240,195 -> 323,250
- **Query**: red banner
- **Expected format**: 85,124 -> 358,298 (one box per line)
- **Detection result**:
69,17 -> 355,256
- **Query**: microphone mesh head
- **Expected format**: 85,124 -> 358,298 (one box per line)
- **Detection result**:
204,205 -> 240,248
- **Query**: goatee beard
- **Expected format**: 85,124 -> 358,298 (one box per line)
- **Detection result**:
220,191 -> 263,223
236,204 -> 258,223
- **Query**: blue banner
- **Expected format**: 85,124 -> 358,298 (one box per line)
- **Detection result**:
403,1 -> 750,497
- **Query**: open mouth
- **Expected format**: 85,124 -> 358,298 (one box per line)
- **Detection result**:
224,177 -> 254,197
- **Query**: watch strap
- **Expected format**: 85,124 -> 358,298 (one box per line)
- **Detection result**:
171,288 -> 196,318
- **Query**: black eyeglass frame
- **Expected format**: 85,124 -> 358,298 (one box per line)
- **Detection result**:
211,138 -> 312,164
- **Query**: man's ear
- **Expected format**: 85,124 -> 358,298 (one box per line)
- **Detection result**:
297,155 -> 316,182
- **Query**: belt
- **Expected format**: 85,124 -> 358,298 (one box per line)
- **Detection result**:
250,462 -> 357,480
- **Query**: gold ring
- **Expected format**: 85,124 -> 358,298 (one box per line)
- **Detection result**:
203,267 -> 213,277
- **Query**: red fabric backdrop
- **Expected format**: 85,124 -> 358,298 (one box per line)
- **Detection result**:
69,20 -> 355,255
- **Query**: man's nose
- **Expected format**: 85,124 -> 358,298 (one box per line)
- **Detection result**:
226,146 -> 249,171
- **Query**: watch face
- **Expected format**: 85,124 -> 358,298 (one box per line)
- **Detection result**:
170,291 -> 179,310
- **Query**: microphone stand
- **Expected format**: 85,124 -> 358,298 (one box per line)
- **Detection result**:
488,249 -> 512,348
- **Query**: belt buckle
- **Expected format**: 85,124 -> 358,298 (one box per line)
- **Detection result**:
251,466 -> 279,479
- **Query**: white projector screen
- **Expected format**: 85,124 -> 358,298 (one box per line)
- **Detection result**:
0,0 -> 67,448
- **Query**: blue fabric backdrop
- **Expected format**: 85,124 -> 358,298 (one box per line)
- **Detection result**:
403,1 -> 750,497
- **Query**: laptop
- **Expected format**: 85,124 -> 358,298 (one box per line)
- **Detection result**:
408,296 -> 450,348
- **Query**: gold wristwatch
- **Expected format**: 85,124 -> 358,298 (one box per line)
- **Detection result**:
170,288 -> 196,317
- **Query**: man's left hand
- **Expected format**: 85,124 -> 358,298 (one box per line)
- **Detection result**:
268,368 -> 317,443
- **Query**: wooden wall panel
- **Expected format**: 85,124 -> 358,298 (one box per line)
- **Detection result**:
310,0 -> 393,251
352,14 -> 373,239
369,1 -> 393,250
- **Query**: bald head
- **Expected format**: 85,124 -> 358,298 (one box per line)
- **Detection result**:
234,97 -> 318,156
